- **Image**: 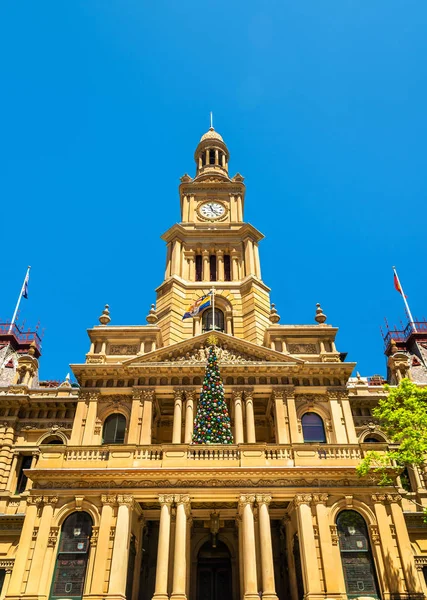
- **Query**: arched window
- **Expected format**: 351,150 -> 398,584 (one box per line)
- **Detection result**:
102,414 -> 126,444
336,510 -> 380,599
202,308 -> 224,332
50,512 -> 93,600
43,436 -> 64,445
301,413 -> 326,443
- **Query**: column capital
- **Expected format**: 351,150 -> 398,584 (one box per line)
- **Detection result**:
216,248 -> 224,256
272,389 -> 285,401
132,389 -> 144,401
244,388 -> 254,401
232,389 -> 244,400
185,389 -> 197,401
256,494 -> 272,506
80,391 -> 100,403
386,493 -> 402,504
239,494 -> 256,512
101,494 -> 117,506
371,493 -> 388,504
173,388 -> 184,400
312,493 -> 329,505
142,389 -> 155,402
159,494 -> 174,506
174,494 -> 191,515
117,494 -> 134,507
202,248 -> 210,257
283,388 -> 296,399
42,495 -> 59,506
293,494 -> 313,507
26,495 -> 44,506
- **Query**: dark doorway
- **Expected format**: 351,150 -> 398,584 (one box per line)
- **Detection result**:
197,540 -> 232,600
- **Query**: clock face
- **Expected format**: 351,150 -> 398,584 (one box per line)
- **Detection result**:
199,202 -> 226,219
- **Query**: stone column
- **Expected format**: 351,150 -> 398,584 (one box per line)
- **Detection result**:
140,390 -> 154,444
184,390 -> 196,443
171,495 -> 191,600
26,496 -> 58,595
285,391 -> 301,443
312,495 -> 346,594
0,424 -> 15,487
153,495 -> 174,600
5,452 -> 18,493
294,495 -> 322,598
272,390 -> 288,444
171,240 -> 182,276
340,395 -> 358,443
329,392 -> 348,443
237,516 -> 244,600
128,390 -> 143,444
91,495 -> 116,594
187,251 -> 195,281
70,400 -> 88,445
256,495 -> 278,600
245,390 -> 256,443
217,249 -> 224,281
233,390 -> 244,444
82,392 -> 99,445
389,495 -> 424,594
172,389 -> 183,444
231,253 -> 239,281
239,495 -> 258,600
202,249 -> 210,282
109,495 -> 134,599
372,494 -> 403,594
7,497 -> 41,595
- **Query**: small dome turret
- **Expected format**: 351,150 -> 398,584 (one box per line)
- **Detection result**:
194,126 -> 229,180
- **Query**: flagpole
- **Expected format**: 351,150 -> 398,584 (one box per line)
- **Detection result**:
393,266 -> 417,333
8,266 -> 31,334
211,287 -> 215,332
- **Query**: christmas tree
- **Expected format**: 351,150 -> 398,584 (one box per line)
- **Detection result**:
192,342 -> 234,444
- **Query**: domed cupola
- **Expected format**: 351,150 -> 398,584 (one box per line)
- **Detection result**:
194,126 -> 230,180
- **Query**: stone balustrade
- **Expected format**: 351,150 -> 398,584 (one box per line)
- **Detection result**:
33,442 -> 371,470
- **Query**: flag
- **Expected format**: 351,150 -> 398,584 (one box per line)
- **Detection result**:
394,273 -> 406,298
22,271 -> 29,299
182,294 -> 211,320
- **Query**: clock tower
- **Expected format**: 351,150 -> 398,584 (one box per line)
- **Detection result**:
156,126 -> 272,346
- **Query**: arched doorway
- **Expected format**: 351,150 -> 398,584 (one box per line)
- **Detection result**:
197,540 -> 232,600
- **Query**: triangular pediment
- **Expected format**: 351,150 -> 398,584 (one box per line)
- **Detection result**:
123,332 -> 305,366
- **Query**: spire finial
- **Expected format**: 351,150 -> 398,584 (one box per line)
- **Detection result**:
99,304 -> 111,326
210,111 -> 213,130
315,303 -> 327,324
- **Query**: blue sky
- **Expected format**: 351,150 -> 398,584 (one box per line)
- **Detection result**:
1,1 -> 426,380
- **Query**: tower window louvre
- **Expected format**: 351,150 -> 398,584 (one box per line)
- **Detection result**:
202,308 -> 225,333
224,254 -> 231,281
210,255 -> 217,281
195,255 -> 202,281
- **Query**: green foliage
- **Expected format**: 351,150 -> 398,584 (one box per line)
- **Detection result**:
357,379 -> 427,488
192,346 -> 233,444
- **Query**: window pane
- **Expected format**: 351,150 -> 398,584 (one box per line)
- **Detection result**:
302,413 -> 326,443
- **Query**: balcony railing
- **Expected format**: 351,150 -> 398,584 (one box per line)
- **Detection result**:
33,442 -> 379,470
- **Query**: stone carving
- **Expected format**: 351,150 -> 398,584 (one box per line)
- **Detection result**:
293,494 -> 313,506
369,524 -> 380,545
288,344 -> 317,354
18,422 -> 71,431
330,525 -> 339,545
90,526 -> 99,547
312,494 -> 328,504
86,356 -> 105,364
34,477 -> 373,490
149,343 -> 273,365
109,345 -> 138,355
47,526 -> 60,547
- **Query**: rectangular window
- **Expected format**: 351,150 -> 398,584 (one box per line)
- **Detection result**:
15,455 -> 32,494
0,569 -> 5,595
224,255 -> 231,281
195,255 -> 202,281
210,255 -> 217,281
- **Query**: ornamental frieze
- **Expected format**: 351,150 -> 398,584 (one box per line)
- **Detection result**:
149,344 -> 265,365
33,477 -> 371,489
288,344 -> 317,354
109,345 -> 138,355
